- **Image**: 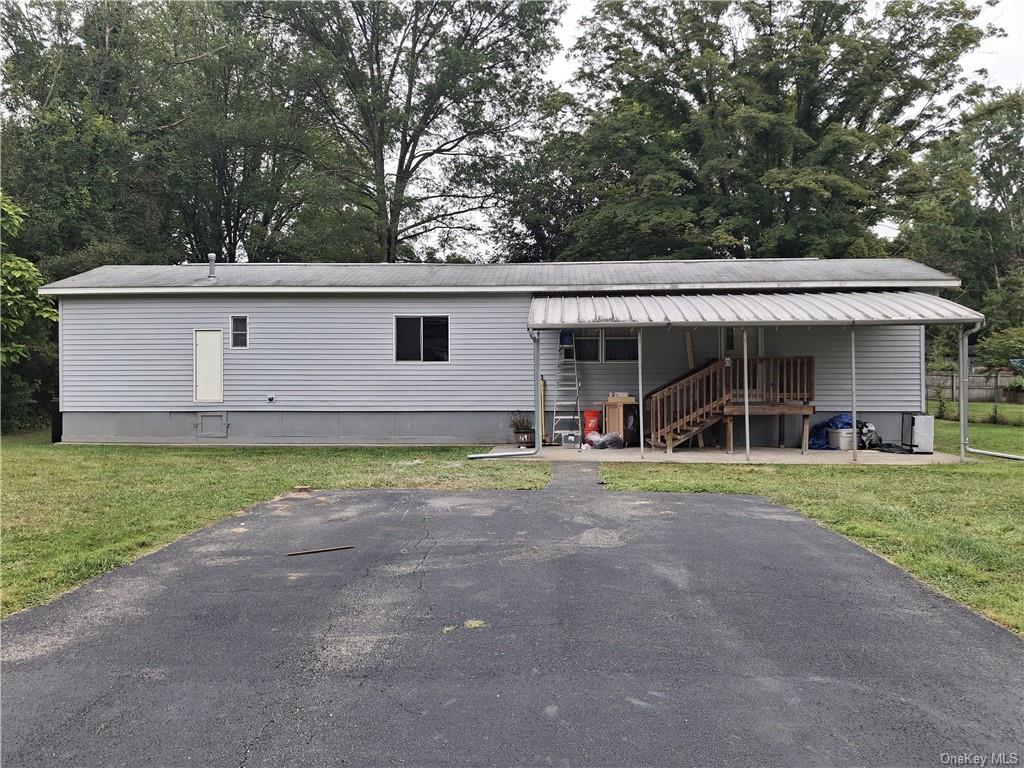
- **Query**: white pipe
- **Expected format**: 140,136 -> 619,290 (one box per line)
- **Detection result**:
638,328 -> 645,458
742,328 -> 750,462
469,330 -> 543,460
960,326 -> 969,463
851,325 -> 857,462
968,448 -> 1024,461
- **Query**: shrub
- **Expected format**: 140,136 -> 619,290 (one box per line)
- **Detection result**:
977,328 -> 1024,369
509,410 -> 534,431
1005,376 -> 1024,393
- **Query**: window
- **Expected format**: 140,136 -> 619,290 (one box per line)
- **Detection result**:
573,331 -> 600,361
604,329 -> 638,362
565,329 -> 637,362
230,316 -> 248,349
395,316 -> 449,362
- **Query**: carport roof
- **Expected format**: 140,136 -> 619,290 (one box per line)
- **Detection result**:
527,291 -> 984,328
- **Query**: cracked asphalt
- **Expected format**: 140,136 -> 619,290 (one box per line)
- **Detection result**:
2,463 -> 1021,767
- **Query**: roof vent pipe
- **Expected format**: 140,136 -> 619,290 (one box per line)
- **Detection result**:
208,253 -> 216,279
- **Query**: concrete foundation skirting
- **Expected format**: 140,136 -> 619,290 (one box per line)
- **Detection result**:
61,410 -> 518,445
60,409 -> 910,447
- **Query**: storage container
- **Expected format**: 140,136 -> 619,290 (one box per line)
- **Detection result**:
828,428 -> 855,450
561,431 -> 580,448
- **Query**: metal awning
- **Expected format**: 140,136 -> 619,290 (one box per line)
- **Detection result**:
528,291 -> 983,329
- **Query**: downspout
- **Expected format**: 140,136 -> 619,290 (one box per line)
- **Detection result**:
469,329 -> 543,460
959,321 -> 1021,460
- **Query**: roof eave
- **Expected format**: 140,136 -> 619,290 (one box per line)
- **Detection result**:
38,278 -> 962,297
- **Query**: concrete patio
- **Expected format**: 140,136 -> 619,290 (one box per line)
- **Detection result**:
487,445 -> 963,464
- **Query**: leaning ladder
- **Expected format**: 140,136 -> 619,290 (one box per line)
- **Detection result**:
552,336 -> 582,446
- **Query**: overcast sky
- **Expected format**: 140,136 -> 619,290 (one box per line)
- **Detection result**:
545,0 -> 1024,92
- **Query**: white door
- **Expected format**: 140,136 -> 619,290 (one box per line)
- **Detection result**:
194,330 -> 223,402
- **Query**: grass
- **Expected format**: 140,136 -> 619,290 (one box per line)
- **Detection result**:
928,399 -> 1024,425
0,432 -> 550,616
602,418 -> 1024,633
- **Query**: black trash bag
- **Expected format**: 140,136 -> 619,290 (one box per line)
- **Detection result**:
860,422 -> 882,450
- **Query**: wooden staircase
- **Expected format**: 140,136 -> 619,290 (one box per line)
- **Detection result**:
647,356 -> 814,453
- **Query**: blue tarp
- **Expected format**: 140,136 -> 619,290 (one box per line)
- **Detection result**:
809,413 -> 853,450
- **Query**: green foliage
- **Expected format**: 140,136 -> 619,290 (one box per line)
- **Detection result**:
895,93 -> 1024,326
270,1 -> 562,261
493,0 -> 989,261
1005,377 -> 1024,393
0,194 -> 58,431
976,328 -> 1024,369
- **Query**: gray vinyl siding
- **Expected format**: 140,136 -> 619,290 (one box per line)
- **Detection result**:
58,295 -> 538,412
538,327 -> 720,409
58,295 -> 925,416
765,325 -> 924,411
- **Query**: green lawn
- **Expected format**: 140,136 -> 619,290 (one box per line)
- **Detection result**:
0,432 -> 549,616
928,399 -> 1024,426
602,418 -> 1024,633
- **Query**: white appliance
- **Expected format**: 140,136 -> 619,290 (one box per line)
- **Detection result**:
901,413 -> 934,454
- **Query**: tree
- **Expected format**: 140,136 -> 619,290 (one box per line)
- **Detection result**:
976,328 -> 1024,370
267,1 -> 562,261
493,0 -> 991,261
0,194 -> 58,431
894,92 -> 1024,324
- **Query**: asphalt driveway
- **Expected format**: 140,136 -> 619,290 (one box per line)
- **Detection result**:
3,464 -> 1021,767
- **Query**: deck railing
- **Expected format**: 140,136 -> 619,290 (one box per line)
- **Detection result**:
725,356 -> 814,404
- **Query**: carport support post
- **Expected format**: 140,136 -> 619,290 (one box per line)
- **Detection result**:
851,325 -> 858,462
742,328 -> 750,462
959,326 -> 969,463
638,328 -> 645,458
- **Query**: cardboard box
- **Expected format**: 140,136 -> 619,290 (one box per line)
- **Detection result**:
606,393 -> 636,404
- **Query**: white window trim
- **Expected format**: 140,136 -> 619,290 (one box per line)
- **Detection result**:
393,314 -> 451,364
193,328 -> 224,404
229,314 -> 249,349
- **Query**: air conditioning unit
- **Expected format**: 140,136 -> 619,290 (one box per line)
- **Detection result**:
901,413 -> 934,454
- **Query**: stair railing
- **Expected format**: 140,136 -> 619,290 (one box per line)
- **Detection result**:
648,360 -> 728,446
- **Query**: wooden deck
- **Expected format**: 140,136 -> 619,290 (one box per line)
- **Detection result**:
721,403 -> 816,454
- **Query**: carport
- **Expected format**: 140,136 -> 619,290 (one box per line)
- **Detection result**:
499,290 -> 985,462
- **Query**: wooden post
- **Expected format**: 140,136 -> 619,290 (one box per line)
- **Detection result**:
685,330 -> 703,448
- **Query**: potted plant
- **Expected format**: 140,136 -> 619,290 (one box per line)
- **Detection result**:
509,410 -> 535,447
1003,376 -> 1024,404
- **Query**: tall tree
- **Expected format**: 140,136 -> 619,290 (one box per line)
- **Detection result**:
0,194 -> 58,431
493,0 -> 992,261
268,1 -> 562,261
894,92 -> 1024,329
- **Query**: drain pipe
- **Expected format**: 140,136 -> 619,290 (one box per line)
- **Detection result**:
959,321 -> 1022,461
469,330 -> 543,460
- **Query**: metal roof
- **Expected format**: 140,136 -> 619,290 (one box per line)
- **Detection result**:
528,292 -> 984,328
39,258 -> 959,296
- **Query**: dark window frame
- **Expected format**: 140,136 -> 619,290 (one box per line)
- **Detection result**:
603,328 -> 639,362
394,315 -> 450,363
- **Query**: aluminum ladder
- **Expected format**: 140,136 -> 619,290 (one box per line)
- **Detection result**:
552,335 -> 582,446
